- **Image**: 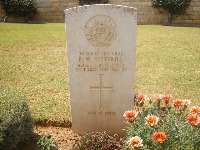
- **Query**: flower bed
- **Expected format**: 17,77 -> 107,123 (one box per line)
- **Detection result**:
124,94 -> 200,150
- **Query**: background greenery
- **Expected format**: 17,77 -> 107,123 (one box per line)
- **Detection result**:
0,23 -> 199,124
0,0 -> 37,22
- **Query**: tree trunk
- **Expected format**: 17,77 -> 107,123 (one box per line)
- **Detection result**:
167,13 -> 172,26
3,16 -> 8,22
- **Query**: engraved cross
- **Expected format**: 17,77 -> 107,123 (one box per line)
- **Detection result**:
90,74 -> 113,109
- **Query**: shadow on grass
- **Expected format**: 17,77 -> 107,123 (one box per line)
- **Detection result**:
34,119 -> 72,128
17,133 -> 40,150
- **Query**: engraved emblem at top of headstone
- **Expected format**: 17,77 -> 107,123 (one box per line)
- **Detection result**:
85,14 -> 117,47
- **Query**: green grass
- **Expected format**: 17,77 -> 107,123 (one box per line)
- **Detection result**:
0,23 -> 199,123
136,26 -> 200,103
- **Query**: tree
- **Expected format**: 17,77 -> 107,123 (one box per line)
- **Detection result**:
79,0 -> 109,5
152,0 -> 191,26
0,0 -> 37,22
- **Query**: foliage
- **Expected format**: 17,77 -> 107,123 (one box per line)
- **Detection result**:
37,136 -> 57,150
74,131 -> 124,150
0,88 -> 33,150
124,94 -> 200,150
152,0 -> 191,25
0,0 -> 37,22
79,0 -> 109,5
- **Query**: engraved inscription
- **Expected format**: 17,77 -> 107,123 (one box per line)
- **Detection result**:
85,15 -> 117,47
90,74 -> 113,109
88,111 -> 116,115
76,51 -> 127,72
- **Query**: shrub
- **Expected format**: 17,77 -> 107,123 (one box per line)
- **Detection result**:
124,94 -> 200,150
152,0 -> 191,26
0,88 -> 33,150
0,0 -> 37,22
79,0 -> 109,5
37,135 -> 57,150
74,131 -> 124,150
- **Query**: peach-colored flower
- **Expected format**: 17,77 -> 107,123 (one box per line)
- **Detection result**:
162,95 -> 172,103
189,106 -> 200,114
187,114 -> 200,126
145,114 -> 159,127
173,99 -> 184,107
128,136 -> 143,148
123,110 -> 138,122
155,94 -> 163,101
183,99 -> 191,106
152,132 -> 166,144
135,94 -> 148,104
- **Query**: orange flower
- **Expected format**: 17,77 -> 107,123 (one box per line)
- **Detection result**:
155,94 -> 163,101
190,106 -> 200,114
135,94 -> 148,104
145,114 -> 159,127
173,99 -> 184,107
123,110 -> 138,122
187,114 -> 200,126
162,95 -> 172,103
128,136 -> 143,148
152,132 -> 166,144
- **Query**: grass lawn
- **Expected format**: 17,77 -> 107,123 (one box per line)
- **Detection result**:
0,23 -> 199,124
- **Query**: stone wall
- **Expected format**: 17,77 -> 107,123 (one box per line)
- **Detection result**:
35,0 -> 78,22
120,0 -> 200,26
0,0 -> 78,23
0,0 -> 200,26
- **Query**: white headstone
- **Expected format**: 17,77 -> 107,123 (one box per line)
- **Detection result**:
65,4 -> 137,136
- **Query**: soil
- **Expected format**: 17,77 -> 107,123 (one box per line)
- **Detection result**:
20,126 -> 81,150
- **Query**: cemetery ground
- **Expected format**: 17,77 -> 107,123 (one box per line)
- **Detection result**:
0,23 -> 200,149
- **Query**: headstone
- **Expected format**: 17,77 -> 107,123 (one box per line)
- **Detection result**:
65,4 -> 137,136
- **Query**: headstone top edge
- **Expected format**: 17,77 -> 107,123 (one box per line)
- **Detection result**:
64,4 -> 137,15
